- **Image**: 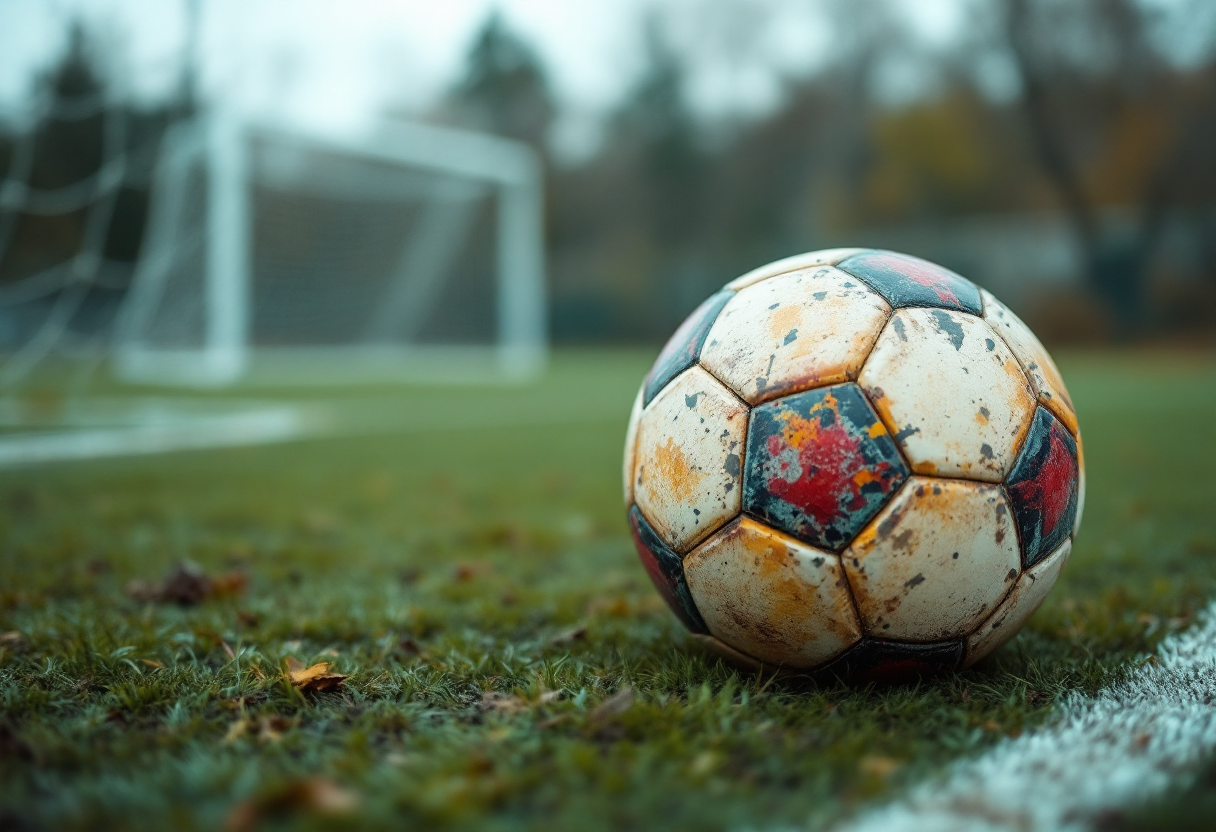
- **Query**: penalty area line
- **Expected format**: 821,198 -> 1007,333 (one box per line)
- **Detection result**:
829,603 -> 1216,832
0,404 -> 621,468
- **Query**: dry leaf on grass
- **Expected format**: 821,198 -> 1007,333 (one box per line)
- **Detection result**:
0,631 -> 27,653
285,657 -> 348,692
585,597 -> 631,617
209,571 -> 248,599
590,687 -> 635,722
220,693 -> 269,710
478,691 -> 527,716
224,715 -> 295,744
125,562 -> 247,606
224,776 -> 359,832
477,689 -> 561,716
395,636 -> 426,658
548,625 -> 588,646
453,562 -> 492,582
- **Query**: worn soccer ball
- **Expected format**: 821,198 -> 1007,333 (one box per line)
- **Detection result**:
623,249 -> 1084,681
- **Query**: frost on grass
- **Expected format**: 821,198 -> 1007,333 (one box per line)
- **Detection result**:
834,602 -> 1216,832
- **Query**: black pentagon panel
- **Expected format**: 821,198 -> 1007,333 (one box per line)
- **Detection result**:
643,290 -> 733,406
628,505 -> 709,634
837,250 -> 983,315
1006,407 -> 1079,569
819,638 -> 964,684
743,384 -> 908,552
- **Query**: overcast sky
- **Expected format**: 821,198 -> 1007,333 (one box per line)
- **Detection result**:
0,1 -> 987,157
7,0 -> 1207,161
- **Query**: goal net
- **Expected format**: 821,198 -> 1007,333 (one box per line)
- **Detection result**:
114,114 -> 547,386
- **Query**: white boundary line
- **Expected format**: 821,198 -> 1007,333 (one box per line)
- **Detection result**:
0,407 -> 314,467
0,402 -> 622,468
832,603 -> 1216,832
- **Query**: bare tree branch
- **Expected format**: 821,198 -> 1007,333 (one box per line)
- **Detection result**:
1002,0 -> 1099,253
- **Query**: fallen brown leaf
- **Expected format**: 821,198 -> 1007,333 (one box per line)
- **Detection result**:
586,597 -> 630,617
477,688 -> 560,717
478,691 -> 527,716
453,562 -> 492,582
224,776 -> 359,832
589,687 -> 634,722
0,631 -> 27,653
285,657 -> 348,692
124,562 -> 247,606
225,715 -> 296,744
396,636 -> 425,657
220,693 -> 269,710
549,625 -> 588,646
210,571 -> 249,598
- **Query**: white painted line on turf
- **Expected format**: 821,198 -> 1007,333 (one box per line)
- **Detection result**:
0,406 -> 315,467
831,604 -> 1216,832
0,402 -> 623,468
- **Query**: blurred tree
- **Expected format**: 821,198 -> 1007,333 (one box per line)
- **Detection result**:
0,22 -> 186,342
608,15 -> 712,323
507,0 -> 1215,345
546,13 -> 712,343
609,15 -> 709,248
1,25 -> 105,284
999,0 -> 1216,333
446,12 -> 555,151
865,92 -> 1001,221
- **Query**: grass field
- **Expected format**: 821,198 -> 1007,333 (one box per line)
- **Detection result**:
2,349 -> 1215,832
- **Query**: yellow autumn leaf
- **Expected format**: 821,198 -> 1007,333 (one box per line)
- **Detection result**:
284,657 -> 348,692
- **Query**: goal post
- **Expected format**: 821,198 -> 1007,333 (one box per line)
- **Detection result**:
114,111 -> 547,387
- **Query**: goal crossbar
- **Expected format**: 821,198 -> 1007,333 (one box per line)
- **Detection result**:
115,113 -> 547,387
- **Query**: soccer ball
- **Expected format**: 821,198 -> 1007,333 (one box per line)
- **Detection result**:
623,249 -> 1084,681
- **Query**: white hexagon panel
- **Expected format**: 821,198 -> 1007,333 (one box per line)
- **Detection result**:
699,266 -> 891,405
633,365 -> 748,552
981,290 -> 1079,436
1074,439 -> 1087,538
844,477 -> 1021,642
965,538 -> 1071,666
860,308 -> 1037,481
622,386 -> 644,507
724,248 -> 869,291
684,517 -> 862,668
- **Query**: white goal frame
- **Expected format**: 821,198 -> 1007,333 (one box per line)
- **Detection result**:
115,112 -> 546,387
